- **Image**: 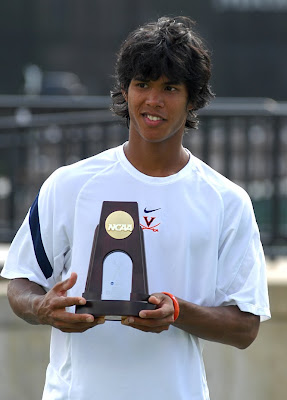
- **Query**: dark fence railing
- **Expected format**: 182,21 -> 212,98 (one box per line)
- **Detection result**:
0,95 -> 286,257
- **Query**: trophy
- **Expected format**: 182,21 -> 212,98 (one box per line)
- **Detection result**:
76,201 -> 156,320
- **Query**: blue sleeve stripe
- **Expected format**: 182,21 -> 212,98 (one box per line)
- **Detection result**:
29,194 -> 53,279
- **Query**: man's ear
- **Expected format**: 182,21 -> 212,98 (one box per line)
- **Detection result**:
187,102 -> 193,111
122,89 -> 128,102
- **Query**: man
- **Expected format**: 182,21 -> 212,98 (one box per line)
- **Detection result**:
1,16 -> 270,399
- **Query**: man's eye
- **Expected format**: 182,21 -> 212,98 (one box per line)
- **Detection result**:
165,86 -> 176,91
136,82 -> 148,88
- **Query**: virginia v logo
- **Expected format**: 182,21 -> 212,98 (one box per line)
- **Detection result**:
140,216 -> 160,232
143,216 -> 155,227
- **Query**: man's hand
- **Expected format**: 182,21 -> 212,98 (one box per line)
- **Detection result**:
7,273 -> 105,333
34,272 -> 105,332
121,293 -> 175,333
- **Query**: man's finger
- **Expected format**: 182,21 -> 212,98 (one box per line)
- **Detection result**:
51,295 -> 87,309
53,310 -> 95,324
51,314 -> 105,332
53,272 -> 78,294
147,295 -> 161,305
139,302 -> 173,319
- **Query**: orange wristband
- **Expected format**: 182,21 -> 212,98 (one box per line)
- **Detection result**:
162,292 -> 180,321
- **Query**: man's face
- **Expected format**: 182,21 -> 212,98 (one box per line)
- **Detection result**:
124,76 -> 192,145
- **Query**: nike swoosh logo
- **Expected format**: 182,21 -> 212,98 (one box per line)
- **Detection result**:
144,207 -> 161,214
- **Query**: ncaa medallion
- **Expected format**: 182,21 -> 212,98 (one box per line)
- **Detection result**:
105,210 -> 134,239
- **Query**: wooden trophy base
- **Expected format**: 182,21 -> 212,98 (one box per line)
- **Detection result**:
76,299 -> 155,320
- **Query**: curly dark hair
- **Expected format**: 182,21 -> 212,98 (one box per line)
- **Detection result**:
111,16 -> 214,129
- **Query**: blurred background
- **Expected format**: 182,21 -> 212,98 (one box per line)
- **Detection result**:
0,0 -> 287,98
0,1 -> 286,399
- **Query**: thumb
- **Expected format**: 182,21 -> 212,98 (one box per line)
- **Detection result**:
55,272 -> 78,296
148,294 -> 161,306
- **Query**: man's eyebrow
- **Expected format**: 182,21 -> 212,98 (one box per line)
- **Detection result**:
164,80 -> 181,85
133,76 -> 149,82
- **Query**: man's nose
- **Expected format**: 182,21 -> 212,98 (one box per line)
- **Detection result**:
145,89 -> 164,107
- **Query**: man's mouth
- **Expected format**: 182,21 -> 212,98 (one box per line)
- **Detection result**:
144,114 -> 164,121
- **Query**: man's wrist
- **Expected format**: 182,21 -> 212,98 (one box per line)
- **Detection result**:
162,292 -> 180,321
